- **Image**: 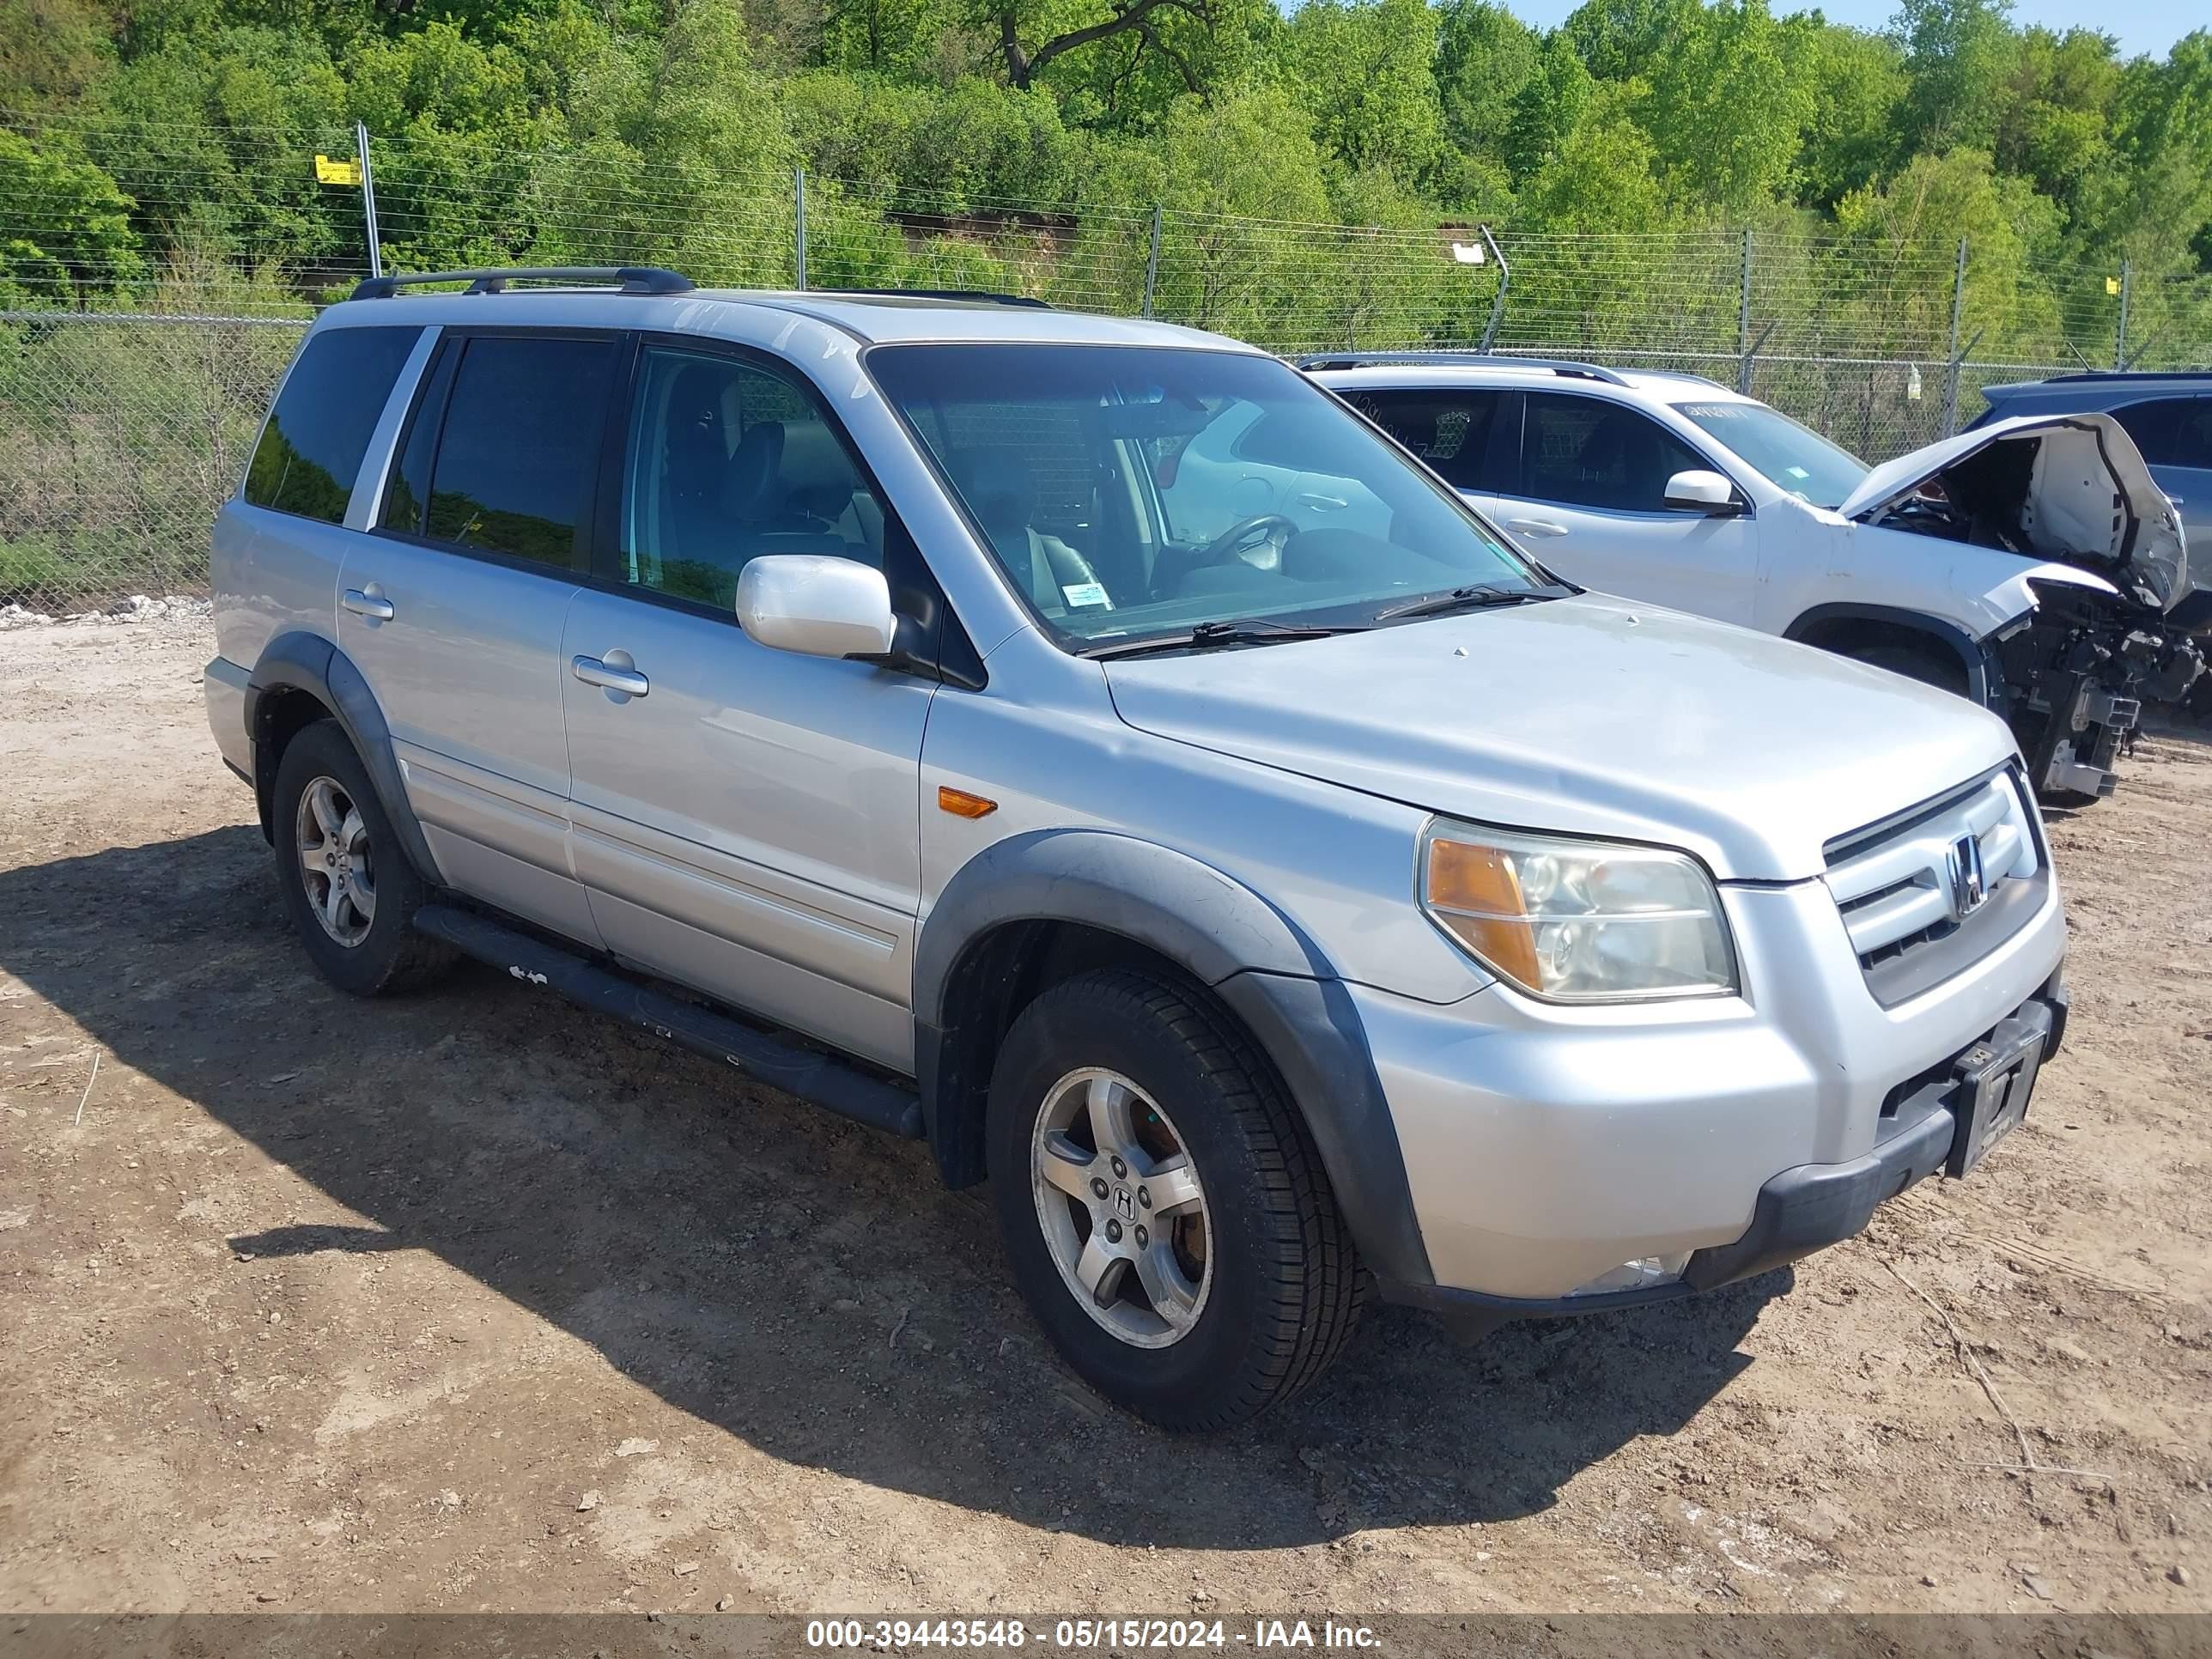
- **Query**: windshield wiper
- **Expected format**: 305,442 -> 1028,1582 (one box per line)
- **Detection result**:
1373,582 -> 1573,623
1081,617 -> 1367,660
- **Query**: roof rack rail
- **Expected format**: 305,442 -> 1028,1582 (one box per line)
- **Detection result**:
349,266 -> 694,301
810,287 -> 1053,308
1293,349 -> 1631,386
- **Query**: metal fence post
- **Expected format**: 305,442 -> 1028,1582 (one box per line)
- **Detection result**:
1476,223 -> 1509,354
1142,205 -> 1161,319
1735,228 -> 1752,390
1942,236 -> 1968,435
2114,258 -> 2130,369
793,167 -> 807,290
355,121 -> 381,280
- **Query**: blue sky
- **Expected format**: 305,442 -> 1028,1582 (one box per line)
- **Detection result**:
1498,0 -> 2199,58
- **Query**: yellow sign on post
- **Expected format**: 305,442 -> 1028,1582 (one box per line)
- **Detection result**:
2106,275 -> 2121,296
315,154 -> 362,186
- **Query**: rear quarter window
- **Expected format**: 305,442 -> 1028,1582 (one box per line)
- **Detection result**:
243,326 -> 422,525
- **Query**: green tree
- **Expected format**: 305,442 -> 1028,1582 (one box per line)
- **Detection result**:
1434,0 -> 1539,162
1891,0 -> 2018,155
0,131 -> 143,306
1641,0 -> 1811,212
1559,0 -> 1696,82
1794,20 -> 1905,207
1282,0 -> 1442,180
1502,33 -> 1591,184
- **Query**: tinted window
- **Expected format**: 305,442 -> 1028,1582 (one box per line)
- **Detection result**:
1522,392 -> 1709,511
420,336 -> 617,567
2115,398 -> 2212,469
243,326 -> 421,524
1341,388 -> 1506,490
615,346 -> 884,609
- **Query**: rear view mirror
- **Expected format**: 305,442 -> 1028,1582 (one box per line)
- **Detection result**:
1663,470 -> 1743,514
736,555 -> 896,660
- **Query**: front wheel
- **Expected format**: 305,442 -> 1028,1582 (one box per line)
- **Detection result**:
987,969 -> 1364,1430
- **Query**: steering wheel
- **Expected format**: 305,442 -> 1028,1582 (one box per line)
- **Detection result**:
1199,513 -> 1299,571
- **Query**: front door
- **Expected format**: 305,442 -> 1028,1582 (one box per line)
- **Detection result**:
1494,390 -> 1761,625
339,327 -> 621,947
561,340 -> 934,1073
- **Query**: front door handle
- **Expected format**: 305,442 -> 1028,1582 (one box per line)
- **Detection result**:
572,654 -> 649,698
342,587 -> 395,620
1506,518 -> 1569,538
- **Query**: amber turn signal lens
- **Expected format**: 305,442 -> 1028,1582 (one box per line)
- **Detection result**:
1425,837 -> 1540,988
938,786 -> 998,819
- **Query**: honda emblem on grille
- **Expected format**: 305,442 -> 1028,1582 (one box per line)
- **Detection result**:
1945,833 -> 1988,921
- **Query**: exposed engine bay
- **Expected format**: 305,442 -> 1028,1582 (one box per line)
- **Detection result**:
1866,420 -> 2206,803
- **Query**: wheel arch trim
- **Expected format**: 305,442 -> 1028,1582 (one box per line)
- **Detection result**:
1784,602 -> 1998,707
246,630 -> 443,884
912,828 -> 1433,1288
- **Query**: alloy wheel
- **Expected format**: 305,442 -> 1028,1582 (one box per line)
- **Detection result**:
1030,1067 -> 1212,1349
295,775 -> 376,947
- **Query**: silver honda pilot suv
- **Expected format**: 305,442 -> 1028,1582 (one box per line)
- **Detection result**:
204,268 -> 2069,1428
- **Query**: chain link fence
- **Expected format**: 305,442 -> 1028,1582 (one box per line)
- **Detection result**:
3,112 -> 2209,615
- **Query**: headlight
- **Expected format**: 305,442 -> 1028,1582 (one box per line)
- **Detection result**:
1421,820 -> 1737,1002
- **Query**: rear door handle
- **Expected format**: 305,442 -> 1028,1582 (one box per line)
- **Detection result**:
572,654 -> 649,698
1506,518 -> 1569,538
342,587 -> 395,620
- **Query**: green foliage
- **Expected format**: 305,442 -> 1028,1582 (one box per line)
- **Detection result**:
0,131 -> 142,304
1282,0 -> 1441,181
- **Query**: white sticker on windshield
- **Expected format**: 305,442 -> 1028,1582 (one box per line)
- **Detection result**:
1061,582 -> 1111,609
1784,465 -> 1808,480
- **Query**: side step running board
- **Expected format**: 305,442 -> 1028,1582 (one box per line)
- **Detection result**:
413,903 -> 924,1139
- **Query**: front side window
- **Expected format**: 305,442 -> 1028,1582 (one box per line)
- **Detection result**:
1673,399 -> 1865,509
1340,388 -> 1507,492
243,325 -> 421,525
866,343 -> 1543,649
1522,392 -> 1710,513
402,335 -> 617,568
613,346 -> 884,610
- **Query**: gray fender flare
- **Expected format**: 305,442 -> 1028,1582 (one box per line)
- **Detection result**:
1784,602 -> 2001,708
245,631 -> 441,884
911,829 -> 1433,1289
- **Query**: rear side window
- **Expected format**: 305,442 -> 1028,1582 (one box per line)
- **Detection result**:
1341,388 -> 1507,490
242,326 -> 421,524
403,335 -> 617,568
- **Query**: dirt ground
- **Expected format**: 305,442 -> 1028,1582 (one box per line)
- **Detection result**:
0,616 -> 2207,1620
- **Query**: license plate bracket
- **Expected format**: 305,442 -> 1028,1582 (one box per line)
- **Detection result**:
1947,1014 -> 2047,1179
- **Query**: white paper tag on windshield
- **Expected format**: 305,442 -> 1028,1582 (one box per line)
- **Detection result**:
1061,582 -> 1111,610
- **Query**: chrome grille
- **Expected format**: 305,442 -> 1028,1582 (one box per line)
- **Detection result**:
1824,768 -> 2042,971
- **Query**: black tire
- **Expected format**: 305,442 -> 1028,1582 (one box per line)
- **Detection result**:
1847,640 -> 1970,698
271,720 -> 455,997
986,968 -> 1364,1430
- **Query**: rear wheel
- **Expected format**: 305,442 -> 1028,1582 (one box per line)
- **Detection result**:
987,968 -> 1363,1430
272,720 -> 454,996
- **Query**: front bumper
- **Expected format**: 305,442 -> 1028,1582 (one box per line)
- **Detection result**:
1380,979 -> 2065,1330
1355,869 -> 2069,1309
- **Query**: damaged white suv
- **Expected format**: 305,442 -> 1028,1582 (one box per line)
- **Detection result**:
1304,356 -> 2204,803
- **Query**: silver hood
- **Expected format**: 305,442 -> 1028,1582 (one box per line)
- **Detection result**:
1838,412 -> 2191,611
1103,594 -> 2019,883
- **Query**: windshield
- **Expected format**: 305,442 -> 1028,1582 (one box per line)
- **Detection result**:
865,343 -> 1547,648
1673,400 -> 1867,509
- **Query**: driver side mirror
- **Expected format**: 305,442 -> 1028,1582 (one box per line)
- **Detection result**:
1663,469 -> 1745,515
736,555 -> 896,660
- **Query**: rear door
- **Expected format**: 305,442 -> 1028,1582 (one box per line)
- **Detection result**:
338,326 -> 621,947
560,338 -> 935,1073
1493,390 -> 1760,624
2112,395 -> 2212,589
